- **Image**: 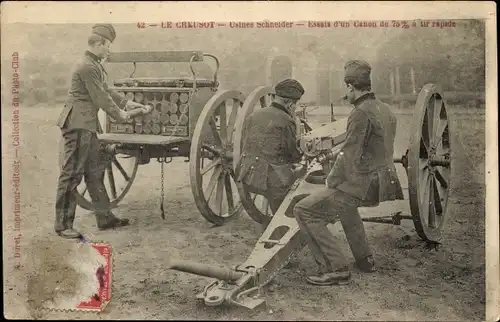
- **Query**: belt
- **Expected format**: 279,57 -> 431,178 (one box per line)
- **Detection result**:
241,152 -> 286,164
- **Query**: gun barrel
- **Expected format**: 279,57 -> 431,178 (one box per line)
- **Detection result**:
169,259 -> 244,282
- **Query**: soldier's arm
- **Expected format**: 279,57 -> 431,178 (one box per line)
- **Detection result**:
340,108 -> 371,171
79,64 -> 129,122
284,121 -> 303,163
105,85 -> 128,108
326,150 -> 345,188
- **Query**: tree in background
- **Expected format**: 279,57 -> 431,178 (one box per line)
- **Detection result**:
373,20 -> 485,95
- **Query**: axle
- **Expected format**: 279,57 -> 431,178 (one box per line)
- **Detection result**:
429,156 -> 451,167
361,212 -> 413,225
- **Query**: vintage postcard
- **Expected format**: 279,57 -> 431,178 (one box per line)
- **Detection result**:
1,1 -> 497,321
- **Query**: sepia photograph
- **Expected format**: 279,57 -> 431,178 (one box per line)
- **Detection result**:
1,1 -> 497,321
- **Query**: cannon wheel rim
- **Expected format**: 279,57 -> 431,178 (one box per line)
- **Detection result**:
189,89 -> 246,226
58,139 -> 139,211
233,86 -> 275,224
408,83 -> 452,243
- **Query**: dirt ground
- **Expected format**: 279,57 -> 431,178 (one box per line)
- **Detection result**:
2,104 -> 486,321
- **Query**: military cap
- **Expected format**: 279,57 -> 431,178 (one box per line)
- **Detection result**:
92,24 -> 116,42
344,60 -> 372,87
274,79 -> 305,100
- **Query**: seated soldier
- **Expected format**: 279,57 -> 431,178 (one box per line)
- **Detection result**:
236,79 -> 306,224
293,60 -> 405,286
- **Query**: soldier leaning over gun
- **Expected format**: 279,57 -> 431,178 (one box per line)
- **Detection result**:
55,24 -> 150,239
236,79 -> 306,225
293,60 -> 404,286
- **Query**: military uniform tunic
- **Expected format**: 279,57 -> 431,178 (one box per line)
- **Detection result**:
329,92 -> 404,203
54,50 -> 128,232
294,92 -> 404,273
56,51 -> 127,132
236,102 -> 302,213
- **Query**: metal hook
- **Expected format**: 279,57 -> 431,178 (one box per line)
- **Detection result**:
203,54 -> 220,89
189,55 -> 198,92
130,62 -> 137,78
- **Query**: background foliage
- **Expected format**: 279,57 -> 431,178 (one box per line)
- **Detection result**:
1,20 -> 485,106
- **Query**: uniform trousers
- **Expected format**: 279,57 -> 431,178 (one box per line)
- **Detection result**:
243,183 -> 288,215
55,128 -> 117,232
293,187 -> 375,273
264,188 -> 289,214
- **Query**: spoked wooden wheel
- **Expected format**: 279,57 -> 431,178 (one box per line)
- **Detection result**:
58,139 -> 139,211
233,86 -> 280,225
408,84 -> 452,242
190,90 -> 246,225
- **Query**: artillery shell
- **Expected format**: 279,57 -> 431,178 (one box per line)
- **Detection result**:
169,102 -> 179,114
169,114 -> 179,125
143,122 -> 152,134
179,114 -> 189,125
155,92 -> 164,101
179,103 -> 189,114
134,92 -> 144,103
169,92 -> 179,103
179,93 -> 189,103
160,113 -> 170,124
126,92 -> 135,101
161,100 -> 170,113
152,109 -> 161,121
152,123 -> 161,135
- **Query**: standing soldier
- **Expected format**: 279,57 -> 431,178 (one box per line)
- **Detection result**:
236,79 -> 306,223
293,60 -> 404,285
55,24 -> 149,239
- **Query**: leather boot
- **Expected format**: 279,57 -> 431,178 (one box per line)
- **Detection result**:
306,267 -> 351,286
98,216 -> 130,231
57,228 -> 82,239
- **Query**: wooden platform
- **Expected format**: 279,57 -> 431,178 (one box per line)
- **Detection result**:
97,133 -> 190,146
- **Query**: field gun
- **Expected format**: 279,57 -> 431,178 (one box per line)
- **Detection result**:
169,84 -> 452,310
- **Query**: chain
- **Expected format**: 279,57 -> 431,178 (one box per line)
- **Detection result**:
155,91 -> 185,220
160,161 -> 165,220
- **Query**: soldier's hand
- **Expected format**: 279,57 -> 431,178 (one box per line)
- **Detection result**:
141,104 -> 153,114
119,109 -> 132,123
125,100 -> 145,111
291,163 -> 306,178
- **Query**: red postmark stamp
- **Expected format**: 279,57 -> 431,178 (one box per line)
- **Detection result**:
75,243 -> 112,311
29,240 -> 114,313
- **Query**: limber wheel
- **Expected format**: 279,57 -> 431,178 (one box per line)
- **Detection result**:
189,90 -> 245,226
58,138 -> 139,211
408,84 -> 452,243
